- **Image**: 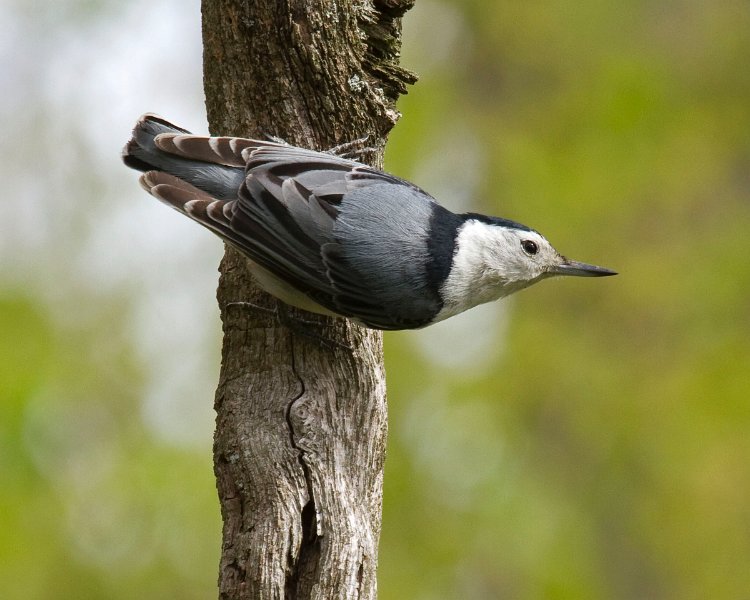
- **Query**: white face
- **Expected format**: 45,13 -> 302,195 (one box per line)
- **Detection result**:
436,220 -> 562,321
435,218 -> 615,323
490,227 -> 561,285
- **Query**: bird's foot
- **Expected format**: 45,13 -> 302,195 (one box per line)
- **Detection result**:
326,135 -> 379,161
224,302 -> 353,351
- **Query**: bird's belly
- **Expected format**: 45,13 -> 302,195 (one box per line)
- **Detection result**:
245,259 -> 339,317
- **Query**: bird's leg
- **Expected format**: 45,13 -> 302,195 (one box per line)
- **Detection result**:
276,303 -> 353,351
262,132 -> 290,145
326,135 -> 379,161
262,131 -> 378,161
225,300 -> 278,316
225,301 -> 352,351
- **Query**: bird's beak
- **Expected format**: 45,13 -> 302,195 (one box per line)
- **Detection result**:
551,258 -> 618,277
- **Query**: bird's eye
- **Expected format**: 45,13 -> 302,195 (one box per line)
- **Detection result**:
521,240 -> 539,256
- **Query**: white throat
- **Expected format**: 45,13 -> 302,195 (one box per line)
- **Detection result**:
434,220 -> 536,323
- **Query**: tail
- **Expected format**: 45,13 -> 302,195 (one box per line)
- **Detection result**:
122,114 -> 246,201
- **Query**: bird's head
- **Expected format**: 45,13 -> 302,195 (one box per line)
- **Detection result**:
434,215 -> 616,323
455,215 -> 616,294
489,223 -> 616,285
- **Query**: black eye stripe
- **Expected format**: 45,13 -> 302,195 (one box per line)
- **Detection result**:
522,240 -> 538,255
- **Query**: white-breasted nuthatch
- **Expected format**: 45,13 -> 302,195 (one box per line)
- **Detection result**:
123,114 -> 616,330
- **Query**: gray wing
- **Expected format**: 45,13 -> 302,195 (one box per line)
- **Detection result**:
129,117 -> 442,329
231,150 -> 443,329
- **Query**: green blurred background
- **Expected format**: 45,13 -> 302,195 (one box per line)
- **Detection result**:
1,0 -> 749,598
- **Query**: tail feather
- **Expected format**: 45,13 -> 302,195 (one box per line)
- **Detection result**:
139,170 -> 236,240
154,133 -> 254,167
122,113 -> 189,172
123,114 -> 245,201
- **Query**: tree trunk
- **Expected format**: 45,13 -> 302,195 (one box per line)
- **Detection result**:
201,1 -> 416,598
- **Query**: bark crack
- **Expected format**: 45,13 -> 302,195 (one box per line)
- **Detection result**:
285,334 -> 322,594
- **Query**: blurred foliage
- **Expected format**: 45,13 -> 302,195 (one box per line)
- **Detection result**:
383,1 -> 750,599
1,0 -> 749,598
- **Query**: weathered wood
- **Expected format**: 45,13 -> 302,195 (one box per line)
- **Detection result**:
201,1 -> 416,598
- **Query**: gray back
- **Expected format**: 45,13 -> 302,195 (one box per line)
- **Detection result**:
334,183 -> 441,326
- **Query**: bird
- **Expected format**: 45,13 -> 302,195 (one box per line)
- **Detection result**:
123,114 -> 616,331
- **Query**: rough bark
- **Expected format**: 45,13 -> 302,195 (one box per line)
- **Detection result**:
201,1 -> 416,598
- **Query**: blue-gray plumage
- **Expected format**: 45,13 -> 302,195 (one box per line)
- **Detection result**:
123,114 -> 616,330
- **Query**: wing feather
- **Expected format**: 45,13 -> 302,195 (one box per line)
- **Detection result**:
136,123 -> 438,329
